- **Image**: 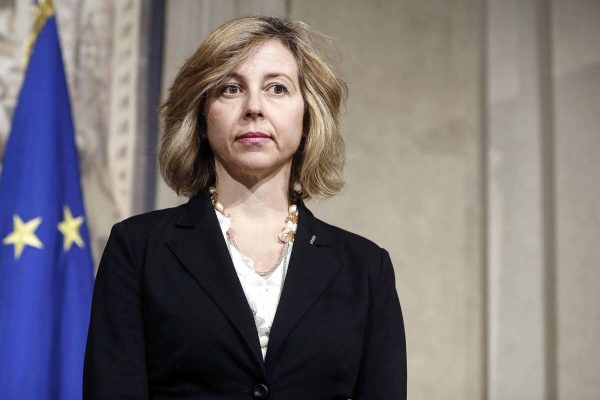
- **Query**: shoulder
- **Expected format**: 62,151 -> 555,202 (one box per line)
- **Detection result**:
306,208 -> 388,265
309,214 -> 397,297
105,202 -> 189,256
100,203 -> 188,268
116,204 -> 182,238
323,219 -> 381,251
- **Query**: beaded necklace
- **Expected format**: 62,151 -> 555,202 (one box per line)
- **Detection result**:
209,186 -> 298,278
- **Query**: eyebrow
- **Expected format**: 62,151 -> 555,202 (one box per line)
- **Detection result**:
226,72 -> 298,90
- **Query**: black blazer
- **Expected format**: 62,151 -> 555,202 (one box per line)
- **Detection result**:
83,191 -> 406,399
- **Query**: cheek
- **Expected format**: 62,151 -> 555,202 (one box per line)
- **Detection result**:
206,106 -> 231,140
285,99 -> 305,138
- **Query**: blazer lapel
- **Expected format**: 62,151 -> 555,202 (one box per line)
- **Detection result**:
164,192 -> 266,374
265,202 -> 341,370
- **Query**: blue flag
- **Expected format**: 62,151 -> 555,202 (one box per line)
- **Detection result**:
0,13 -> 94,400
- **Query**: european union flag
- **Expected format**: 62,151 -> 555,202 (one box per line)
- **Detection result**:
0,7 -> 94,400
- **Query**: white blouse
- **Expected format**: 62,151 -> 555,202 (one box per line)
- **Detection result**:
215,210 -> 294,359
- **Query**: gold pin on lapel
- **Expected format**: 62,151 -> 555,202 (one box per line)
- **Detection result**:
310,235 -> 316,245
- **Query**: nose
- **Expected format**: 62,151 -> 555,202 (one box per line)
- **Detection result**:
244,90 -> 264,120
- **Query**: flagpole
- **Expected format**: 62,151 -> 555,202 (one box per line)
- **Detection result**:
23,0 -> 55,66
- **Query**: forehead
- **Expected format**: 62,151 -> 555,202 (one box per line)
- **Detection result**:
233,39 -> 299,80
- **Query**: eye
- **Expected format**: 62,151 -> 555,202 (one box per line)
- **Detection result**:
268,84 -> 288,95
221,84 -> 241,96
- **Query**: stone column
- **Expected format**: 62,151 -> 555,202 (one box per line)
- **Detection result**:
552,1 -> 600,399
486,0 -> 551,399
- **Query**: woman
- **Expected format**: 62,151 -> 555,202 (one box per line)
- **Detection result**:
84,16 -> 406,399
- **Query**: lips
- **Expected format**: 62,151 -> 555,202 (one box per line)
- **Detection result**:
235,131 -> 272,144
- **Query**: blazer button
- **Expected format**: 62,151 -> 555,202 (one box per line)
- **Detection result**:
253,383 -> 269,399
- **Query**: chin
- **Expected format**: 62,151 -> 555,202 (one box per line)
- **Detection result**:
232,157 -> 291,177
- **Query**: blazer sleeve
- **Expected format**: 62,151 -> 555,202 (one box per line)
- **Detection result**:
353,248 -> 407,400
83,222 -> 149,399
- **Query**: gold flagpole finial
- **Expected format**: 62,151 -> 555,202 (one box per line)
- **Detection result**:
23,0 -> 55,67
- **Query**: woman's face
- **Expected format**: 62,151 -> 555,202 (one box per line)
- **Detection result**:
205,39 -> 305,180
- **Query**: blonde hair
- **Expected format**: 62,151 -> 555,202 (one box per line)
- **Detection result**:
160,16 -> 347,199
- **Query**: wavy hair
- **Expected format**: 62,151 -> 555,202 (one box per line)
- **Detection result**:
159,16 -> 347,199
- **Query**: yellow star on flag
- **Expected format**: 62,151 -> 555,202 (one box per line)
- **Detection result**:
2,215 -> 44,259
57,206 -> 85,251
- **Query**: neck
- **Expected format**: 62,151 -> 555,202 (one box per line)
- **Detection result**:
213,160 -> 292,219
